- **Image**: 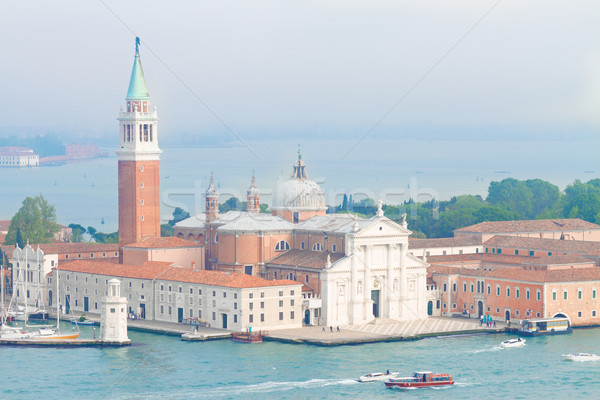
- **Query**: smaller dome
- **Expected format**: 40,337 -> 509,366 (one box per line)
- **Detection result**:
273,157 -> 326,212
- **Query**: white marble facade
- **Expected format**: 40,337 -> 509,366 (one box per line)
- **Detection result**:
320,215 -> 428,326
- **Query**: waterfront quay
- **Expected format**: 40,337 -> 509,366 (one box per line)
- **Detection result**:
56,312 -> 505,345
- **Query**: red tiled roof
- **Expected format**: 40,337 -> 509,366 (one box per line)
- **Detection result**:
484,235 -> 600,255
426,253 -> 592,268
409,237 -> 480,249
38,242 -> 119,254
0,220 -> 10,232
455,218 -> 600,234
57,260 -> 299,289
429,263 -> 600,283
266,250 -> 345,270
124,236 -> 200,249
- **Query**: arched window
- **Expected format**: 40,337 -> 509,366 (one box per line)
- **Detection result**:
313,243 -> 323,251
275,240 -> 290,251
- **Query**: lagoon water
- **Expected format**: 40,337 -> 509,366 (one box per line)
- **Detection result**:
2,137 -> 600,234
2,323 -> 600,399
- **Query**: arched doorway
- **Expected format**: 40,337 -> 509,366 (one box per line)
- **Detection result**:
177,232 -> 184,239
553,312 -> 571,325
304,309 -> 311,325
478,301 -> 483,317
505,310 -> 511,321
427,301 -> 433,316
187,233 -> 195,242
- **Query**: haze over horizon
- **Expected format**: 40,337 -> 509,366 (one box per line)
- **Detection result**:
2,1 -> 600,153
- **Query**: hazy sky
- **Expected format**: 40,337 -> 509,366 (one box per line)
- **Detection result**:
1,1 -> 600,145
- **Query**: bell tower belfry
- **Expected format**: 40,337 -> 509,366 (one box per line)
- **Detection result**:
116,37 -> 162,248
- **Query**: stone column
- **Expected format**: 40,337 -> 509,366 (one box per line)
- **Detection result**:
350,247 -> 360,324
398,243 -> 407,318
363,245 -> 372,319
386,244 -> 395,318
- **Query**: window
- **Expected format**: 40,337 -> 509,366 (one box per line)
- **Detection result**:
529,250 -> 534,256
443,250 -> 447,256
548,252 -> 552,256
593,310 -> 597,317
140,182 -> 144,188
497,248 -> 502,254
140,165 -> 144,172
234,303 -> 237,310
563,290 -> 568,300
463,283 -> 467,292
290,290 -> 295,296
496,286 -> 500,296
485,248 -> 488,253
290,311 -> 295,319
223,292 -> 226,298
578,289 -> 583,300
234,293 -> 237,299
312,243 -> 324,251
443,284 -> 447,292
452,303 -> 457,309
526,289 -> 530,300
290,299 -> 294,306
168,285 -> 172,292
190,309 -> 193,318
249,314 -> 253,323
160,284 -> 164,291
516,288 -> 520,299
487,285 -> 491,295
260,292 -> 264,298
279,291 -> 283,296
260,301 -> 264,309
169,306 -> 172,315
279,312 -> 283,320
249,293 -> 253,299
234,315 -> 237,323
332,244 -> 337,252
212,312 -> 216,320
514,250 -> 519,255
305,274 -> 309,283
190,288 -> 193,294
552,291 -> 557,301
260,314 -> 264,322
65,255 -> 69,259
301,241 -> 305,250
470,283 -> 474,293
213,291 -> 216,297
594,289 -> 597,299
537,290 -> 541,301
506,287 -> 510,298
578,311 -> 582,318
249,302 -> 253,310
492,248 -> 495,254
275,240 -> 290,251
141,199 -> 144,206
496,307 -> 500,313
279,300 -> 283,307
178,286 -> 182,293
452,283 -> 456,292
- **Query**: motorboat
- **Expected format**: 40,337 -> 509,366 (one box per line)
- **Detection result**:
500,338 -> 526,348
385,371 -> 454,388
358,371 -> 398,382
562,353 -> 600,361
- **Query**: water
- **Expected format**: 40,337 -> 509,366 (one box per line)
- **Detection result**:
2,137 -> 599,232
1,325 -> 599,399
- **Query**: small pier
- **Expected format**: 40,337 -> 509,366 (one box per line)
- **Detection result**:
0,338 -> 130,347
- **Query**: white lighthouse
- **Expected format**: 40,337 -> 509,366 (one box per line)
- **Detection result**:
100,279 -> 130,344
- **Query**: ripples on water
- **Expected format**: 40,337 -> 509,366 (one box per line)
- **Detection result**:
1,326 -> 599,399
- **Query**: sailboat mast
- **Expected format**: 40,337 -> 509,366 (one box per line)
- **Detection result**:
24,245 -> 28,326
56,265 -> 60,327
1,263 -> 5,325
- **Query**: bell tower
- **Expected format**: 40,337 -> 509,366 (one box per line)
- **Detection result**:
246,175 -> 260,213
205,174 -> 219,223
116,37 -> 162,248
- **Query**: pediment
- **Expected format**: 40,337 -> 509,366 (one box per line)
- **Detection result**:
353,216 -> 411,238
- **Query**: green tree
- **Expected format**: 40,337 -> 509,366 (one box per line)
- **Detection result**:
341,194 -> 348,211
161,224 -> 174,237
260,204 -> 269,213
15,227 -> 24,248
524,179 -> 561,217
4,195 -> 60,245
219,197 -> 244,213
487,178 -> 534,218
168,207 -> 191,227
68,223 -> 86,242
86,226 -> 97,242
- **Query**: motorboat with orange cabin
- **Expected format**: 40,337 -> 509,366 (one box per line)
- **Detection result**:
384,371 -> 454,388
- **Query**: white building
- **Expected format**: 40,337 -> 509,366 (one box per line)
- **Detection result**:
319,207 -> 429,326
100,279 -> 130,344
51,260 -> 303,331
0,147 -> 39,167
11,244 -> 57,311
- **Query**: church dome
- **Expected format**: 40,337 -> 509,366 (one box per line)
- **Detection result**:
273,155 -> 327,212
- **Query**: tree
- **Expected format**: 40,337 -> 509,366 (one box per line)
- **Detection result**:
341,194 -> 348,212
260,204 -> 269,213
168,207 -> 190,227
487,178 -> 534,218
68,223 -> 86,242
86,226 -> 97,242
161,224 -> 174,237
15,227 -> 24,248
219,197 -> 244,213
3,195 -> 60,245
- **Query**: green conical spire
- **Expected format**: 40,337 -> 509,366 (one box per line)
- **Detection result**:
126,37 -> 150,100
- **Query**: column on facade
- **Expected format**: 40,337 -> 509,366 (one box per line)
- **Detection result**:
350,247 -> 360,323
363,245 -> 371,318
398,243 -> 407,319
386,243 -> 395,318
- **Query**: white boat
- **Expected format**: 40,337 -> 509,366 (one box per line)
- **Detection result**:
562,353 -> 600,361
500,338 -> 526,348
358,371 -> 398,382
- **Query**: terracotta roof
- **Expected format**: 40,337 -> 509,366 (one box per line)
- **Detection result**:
520,254 -> 594,267
124,236 -> 200,249
484,235 -> 600,255
429,263 -> 600,283
266,250 -> 346,270
0,220 -> 10,233
426,253 -> 592,268
409,237 -> 480,249
56,260 -> 299,289
36,242 -> 119,254
455,218 -> 600,234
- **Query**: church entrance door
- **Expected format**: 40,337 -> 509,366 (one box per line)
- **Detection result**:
371,290 -> 380,318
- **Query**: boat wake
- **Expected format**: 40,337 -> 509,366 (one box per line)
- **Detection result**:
468,346 -> 502,354
198,378 -> 359,397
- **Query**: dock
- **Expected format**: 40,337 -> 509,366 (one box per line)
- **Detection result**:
0,338 -> 130,347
